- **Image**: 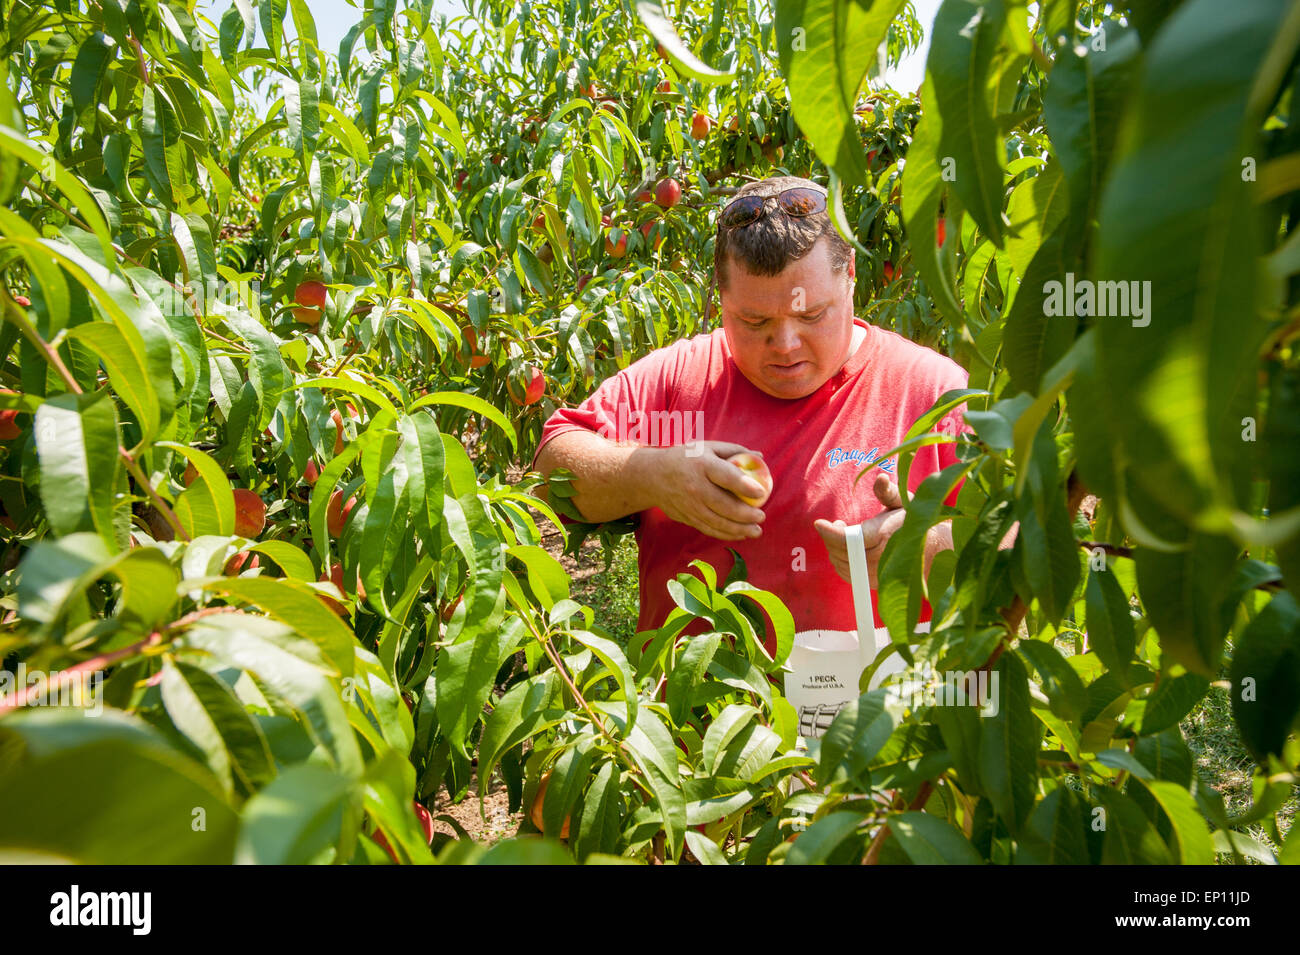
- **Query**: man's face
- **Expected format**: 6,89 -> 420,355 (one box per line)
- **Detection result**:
718,235 -> 857,400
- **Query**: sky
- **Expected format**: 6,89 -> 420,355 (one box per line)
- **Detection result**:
193,0 -> 466,113
880,0 -> 943,93
195,0 -> 465,60
193,0 -> 942,113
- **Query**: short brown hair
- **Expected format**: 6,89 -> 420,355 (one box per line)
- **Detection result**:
712,176 -> 855,293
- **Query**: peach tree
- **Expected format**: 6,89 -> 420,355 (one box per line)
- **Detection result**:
2,0 -> 1297,866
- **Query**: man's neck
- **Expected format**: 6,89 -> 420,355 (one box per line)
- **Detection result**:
851,322 -> 866,353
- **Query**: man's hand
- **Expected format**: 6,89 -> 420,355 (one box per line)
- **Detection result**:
532,431 -> 769,533
653,441 -> 771,541
814,474 -> 953,587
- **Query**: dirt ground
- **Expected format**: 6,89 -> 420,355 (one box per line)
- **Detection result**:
426,471 -> 613,843
428,767 -> 523,844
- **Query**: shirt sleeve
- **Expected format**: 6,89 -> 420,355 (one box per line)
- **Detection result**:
530,344 -> 681,472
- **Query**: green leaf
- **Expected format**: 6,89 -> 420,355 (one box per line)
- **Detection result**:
159,442 -> 235,537
929,0 -> 1009,245
785,810 -> 864,864
901,73 -> 964,327
477,671 -> 564,790
236,763 -> 359,864
1015,787 -> 1090,864
1135,528 -> 1239,675
1094,787 -> 1174,864
411,391 -> 517,451
16,532 -> 177,629
1042,20 -> 1140,238
69,31 -> 116,117
685,829 -> 730,864
1018,640 -> 1087,723
1134,727 -> 1193,786
293,375 -> 398,421
179,612 -> 361,777
200,576 -> 355,679
890,811 -> 985,864
878,462 -> 973,640
34,390 -> 121,545
574,760 -> 622,860
774,0 -> 905,188
1093,0 -> 1289,527
435,614 -> 520,759
0,125 -> 115,263
723,582 -> 796,671
1134,778 -> 1215,864
1139,673 -> 1210,736
635,0 -> 736,83
477,838 -> 575,864
1015,418 -> 1080,627
815,689 -> 893,787
508,544 -> 571,611
160,659 -> 275,795
1264,366 -> 1300,590
0,709 -> 238,863
665,631 -> 723,727
1004,160 -> 1069,280
1085,565 -> 1137,682
571,630 -> 638,731
701,704 -> 760,777
1001,224 -> 1079,394
1229,591 -> 1300,762
978,651 -> 1039,834
246,540 -> 316,581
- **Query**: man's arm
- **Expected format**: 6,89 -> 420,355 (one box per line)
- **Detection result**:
533,431 -> 771,541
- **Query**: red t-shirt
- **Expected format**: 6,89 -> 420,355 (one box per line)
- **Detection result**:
533,318 -> 971,656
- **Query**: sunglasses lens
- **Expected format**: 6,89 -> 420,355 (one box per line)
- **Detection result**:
779,188 -> 826,216
719,188 -> 826,230
720,196 -> 763,228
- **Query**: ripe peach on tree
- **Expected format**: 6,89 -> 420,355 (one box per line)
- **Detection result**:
605,228 -> 627,258
690,111 -> 712,140
316,563 -> 356,617
654,177 -> 681,209
224,550 -> 260,575
325,489 -> 357,538
293,280 -> 326,326
640,221 -> 664,251
460,326 -> 491,368
0,389 -> 23,441
529,771 -> 571,838
232,488 -> 266,538
507,365 -> 545,407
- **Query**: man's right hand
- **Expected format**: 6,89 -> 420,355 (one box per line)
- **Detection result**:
651,441 -> 768,541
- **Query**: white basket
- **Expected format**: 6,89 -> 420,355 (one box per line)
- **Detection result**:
785,523 -> 926,741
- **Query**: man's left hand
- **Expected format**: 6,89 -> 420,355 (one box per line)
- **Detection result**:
814,474 -> 952,587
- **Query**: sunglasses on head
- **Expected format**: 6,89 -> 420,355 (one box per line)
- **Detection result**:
717,187 -> 827,230
703,186 -> 829,325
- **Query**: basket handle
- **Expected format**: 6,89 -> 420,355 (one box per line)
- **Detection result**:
843,523 -> 879,665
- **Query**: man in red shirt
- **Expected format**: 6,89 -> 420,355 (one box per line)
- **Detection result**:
532,176 -> 970,654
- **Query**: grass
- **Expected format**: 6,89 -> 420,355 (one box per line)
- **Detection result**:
569,534 -> 641,647
1183,670 -> 1297,863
